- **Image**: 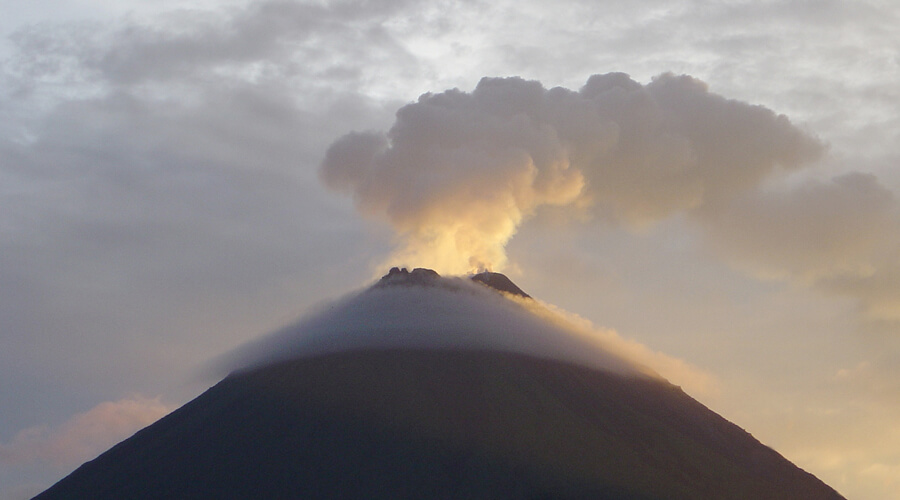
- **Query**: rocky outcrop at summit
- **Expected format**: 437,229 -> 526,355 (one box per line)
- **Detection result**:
375,267 -> 530,299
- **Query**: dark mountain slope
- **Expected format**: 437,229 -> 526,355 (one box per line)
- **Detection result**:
36,349 -> 843,500
471,271 -> 531,298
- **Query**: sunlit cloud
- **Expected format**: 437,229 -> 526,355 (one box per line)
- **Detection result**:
0,396 -> 171,468
321,73 -> 822,274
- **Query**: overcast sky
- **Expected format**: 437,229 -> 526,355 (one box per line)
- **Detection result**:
1,1 -> 899,498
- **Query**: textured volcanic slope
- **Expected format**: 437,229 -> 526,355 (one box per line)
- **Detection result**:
36,349 -> 843,500
471,271 -> 531,298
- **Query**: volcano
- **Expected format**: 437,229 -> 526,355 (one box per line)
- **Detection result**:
35,270 -> 844,499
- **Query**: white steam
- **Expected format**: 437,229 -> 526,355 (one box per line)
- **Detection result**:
321,72 -> 823,274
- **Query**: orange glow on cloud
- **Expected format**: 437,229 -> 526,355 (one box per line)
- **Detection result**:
321,73 -> 821,275
0,397 -> 171,468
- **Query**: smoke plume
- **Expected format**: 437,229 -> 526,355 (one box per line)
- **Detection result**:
321,72 -> 823,274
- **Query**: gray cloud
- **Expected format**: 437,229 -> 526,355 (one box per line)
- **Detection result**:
5,0 -> 418,91
703,173 -> 898,281
0,0 -> 411,312
702,173 -> 900,323
0,0 -> 407,455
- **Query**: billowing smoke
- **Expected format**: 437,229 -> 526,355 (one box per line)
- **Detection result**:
322,72 -> 900,323
321,72 -> 823,274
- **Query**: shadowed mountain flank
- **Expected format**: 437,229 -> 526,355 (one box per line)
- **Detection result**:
37,349 -> 843,499
471,271 -> 531,298
35,270 -> 844,499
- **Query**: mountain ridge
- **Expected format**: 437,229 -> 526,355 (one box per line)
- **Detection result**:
36,349 -> 844,499
34,270 -> 845,499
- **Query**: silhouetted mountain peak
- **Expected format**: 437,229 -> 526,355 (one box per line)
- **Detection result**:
470,271 -> 531,298
376,267 -> 442,287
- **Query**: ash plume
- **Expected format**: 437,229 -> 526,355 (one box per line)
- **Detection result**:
320,72 -> 823,274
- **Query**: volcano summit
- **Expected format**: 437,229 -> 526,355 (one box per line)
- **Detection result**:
36,270 -> 844,499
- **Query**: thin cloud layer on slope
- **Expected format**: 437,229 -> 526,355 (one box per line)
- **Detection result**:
221,272 -> 720,398
223,272 -> 714,395
321,72 -> 823,274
